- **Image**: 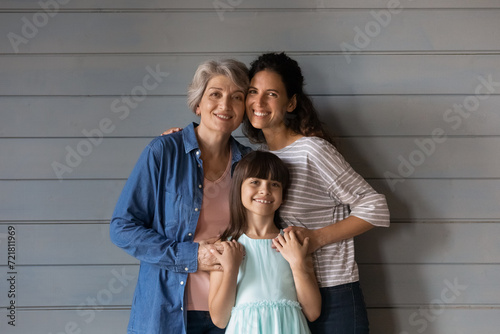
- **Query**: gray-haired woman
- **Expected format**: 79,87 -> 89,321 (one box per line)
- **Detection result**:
110,59 -> 252,334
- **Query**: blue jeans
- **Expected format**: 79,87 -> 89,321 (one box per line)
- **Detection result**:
186,311 -> 225,334
308,282 -> 369,334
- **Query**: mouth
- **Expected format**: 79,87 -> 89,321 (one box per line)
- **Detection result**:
253,199 -> 273,204
252,110 -> 270,117
214,113 -> 232,120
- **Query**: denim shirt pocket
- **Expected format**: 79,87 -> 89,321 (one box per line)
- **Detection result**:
163,190 -> 193,239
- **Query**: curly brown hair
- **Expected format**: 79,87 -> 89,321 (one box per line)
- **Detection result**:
243,52 -> 334,145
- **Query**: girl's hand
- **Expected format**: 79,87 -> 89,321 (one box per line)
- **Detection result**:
161,127 -> 183,136
210,240 -> 245,272
272,231 -> 309,271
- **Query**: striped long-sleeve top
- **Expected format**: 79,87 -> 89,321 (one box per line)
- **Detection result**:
266,136 -> 390,288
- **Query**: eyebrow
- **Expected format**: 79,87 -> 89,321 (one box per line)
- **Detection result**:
248,86 -> 279,93
207,87 -> 245,94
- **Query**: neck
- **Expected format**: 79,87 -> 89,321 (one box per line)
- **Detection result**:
195,126 -> 231,158
263,126 -> 303,151
245,215 -> 280,239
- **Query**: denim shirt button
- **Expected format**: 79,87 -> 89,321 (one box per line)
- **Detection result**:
198,184 -> 202,188
185,267 -> 189,271
188,233 -> 193,237
180,281 -> 184,285
194,208 -> 199,212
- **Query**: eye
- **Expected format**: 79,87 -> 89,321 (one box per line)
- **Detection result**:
246,178 -> 257,185
209,91 -> 222,98
267,92 -> 278,98
271,182 -> 282,188
247,88 -> 257,95
233,94 -> 244,101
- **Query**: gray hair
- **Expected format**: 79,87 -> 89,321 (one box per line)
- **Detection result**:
187,59 -> 249,113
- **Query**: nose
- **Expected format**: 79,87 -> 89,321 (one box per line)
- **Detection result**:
257,93 -> 267,107
219,95 -> 232,111
258,181 -> 271,194
250,92 -> 266,107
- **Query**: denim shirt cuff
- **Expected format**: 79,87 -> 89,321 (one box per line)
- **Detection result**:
173,241 -> 199,273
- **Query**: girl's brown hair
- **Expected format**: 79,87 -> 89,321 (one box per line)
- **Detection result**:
220,151 -> 290,241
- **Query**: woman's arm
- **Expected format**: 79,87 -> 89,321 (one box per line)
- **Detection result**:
273,231 -> 321,322
284,216 -> 374,253
284,140 -> 389,253
208,240 -> 245,328
110,141 -> 221,272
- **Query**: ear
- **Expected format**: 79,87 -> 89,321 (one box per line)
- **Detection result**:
195,105 -> 201,116
286,95 -> 297,113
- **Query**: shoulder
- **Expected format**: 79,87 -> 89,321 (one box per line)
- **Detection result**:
287,136 -> 343,162
298,137 -> 350,176
300,136 -> 338,154
146,131 -> 185,156
230,136 -> 253,157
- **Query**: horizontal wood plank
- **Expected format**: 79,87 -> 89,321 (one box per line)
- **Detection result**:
1,55 -> 500,96
2,95 -> 499,138
368,307 -> 500,334
355,222 -> 500,264
0,265 -> 139,308
1,137 -> 499,179
0,223 -> 138,265
0,179 -> 499,221
1,264 -> 498,307
1,307 -> 498,334
2,222 -> 498,265
0,309 -> 130,334
359,264 -> 500,307
2,10 -> 500,54
2,0 -> 500,10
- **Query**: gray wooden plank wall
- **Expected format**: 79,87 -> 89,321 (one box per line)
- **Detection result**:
1,1 -> 499,333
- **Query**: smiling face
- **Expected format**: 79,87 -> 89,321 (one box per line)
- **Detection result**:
241,176 -> 283,221
245,70 -> 296,134
196,75 -> 246,137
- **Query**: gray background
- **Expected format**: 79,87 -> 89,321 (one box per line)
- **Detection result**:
1,1 -> 499,333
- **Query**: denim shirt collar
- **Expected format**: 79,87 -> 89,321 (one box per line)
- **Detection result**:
181,122 -> 200,154
182,122 -> 247,166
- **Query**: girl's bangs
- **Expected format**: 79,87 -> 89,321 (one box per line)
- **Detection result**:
244,152 -> 289,187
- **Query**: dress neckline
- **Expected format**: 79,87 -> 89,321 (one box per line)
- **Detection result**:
242,230 -> 281,240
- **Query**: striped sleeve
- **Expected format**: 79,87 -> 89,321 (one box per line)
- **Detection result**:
308,138 -> 390,227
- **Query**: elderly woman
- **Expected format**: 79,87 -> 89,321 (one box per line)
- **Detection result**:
110,59 -> 251,334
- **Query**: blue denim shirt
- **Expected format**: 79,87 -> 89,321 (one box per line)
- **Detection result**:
110,123 -> 251,334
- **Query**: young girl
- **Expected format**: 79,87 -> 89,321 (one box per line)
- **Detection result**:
208,150 -> 321,333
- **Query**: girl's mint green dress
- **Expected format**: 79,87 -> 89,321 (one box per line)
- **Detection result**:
225,233 -> 311,334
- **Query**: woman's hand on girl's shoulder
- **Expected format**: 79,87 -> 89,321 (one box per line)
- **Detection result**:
282,226 -> 322,254
272,231 -> 310,271
210,240 -> 245,272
